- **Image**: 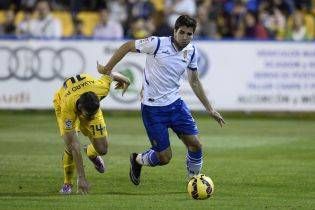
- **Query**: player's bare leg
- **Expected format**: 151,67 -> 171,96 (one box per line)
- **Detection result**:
84,137 -> 108,173
155,147 -> 172,165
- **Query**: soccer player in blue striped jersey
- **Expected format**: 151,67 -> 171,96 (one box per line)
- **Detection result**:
98,15 -> 225,185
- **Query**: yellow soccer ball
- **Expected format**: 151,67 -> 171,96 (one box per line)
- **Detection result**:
187,174 -> 214,200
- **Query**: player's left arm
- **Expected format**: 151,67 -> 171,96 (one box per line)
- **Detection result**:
97,62 -> 131,96
187,69 -> 225,127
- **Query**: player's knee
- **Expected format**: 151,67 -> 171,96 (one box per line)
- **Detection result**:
188,138 -> 202,151
158,153 -> 172,165
191,143 -> 202,152
91,137 -> 108,156
195,141 -> 202,150
159,156 -> 171,165
95,147 -> 107,156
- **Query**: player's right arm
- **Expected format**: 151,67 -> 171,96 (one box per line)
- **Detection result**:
63,131 -> 90,194
98,40 -> 137,75
60,105 -> 89,194
98,37 -> 159,75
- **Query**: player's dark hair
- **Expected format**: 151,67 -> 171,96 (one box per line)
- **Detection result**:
174,15 -> 197,32
78,91 -> 100,115
35,0 -> 53,11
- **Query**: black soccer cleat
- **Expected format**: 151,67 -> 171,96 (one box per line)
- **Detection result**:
129,153 -> 142,185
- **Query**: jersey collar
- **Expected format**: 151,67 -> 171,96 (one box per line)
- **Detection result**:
170,36 -> 192,52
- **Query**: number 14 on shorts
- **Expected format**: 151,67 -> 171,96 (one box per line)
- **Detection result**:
90,124 -> 105,135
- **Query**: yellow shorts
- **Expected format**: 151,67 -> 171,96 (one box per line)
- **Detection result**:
53,92 -> 108,139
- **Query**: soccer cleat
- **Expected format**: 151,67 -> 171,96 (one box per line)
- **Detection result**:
59,183 -> 72,195
186,168 -> 199,181
83,145 -> 105,173
129,153 -> 142,185
90,156 -> 105,173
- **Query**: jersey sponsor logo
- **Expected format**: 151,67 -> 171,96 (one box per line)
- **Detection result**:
0,46 -> 85,81
180,51 -> 189,63
161,50 -> 170,55
65,119 -> 73,129
183,50 -> 188,60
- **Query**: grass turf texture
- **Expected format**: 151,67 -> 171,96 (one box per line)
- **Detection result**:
0,111 -> 314,210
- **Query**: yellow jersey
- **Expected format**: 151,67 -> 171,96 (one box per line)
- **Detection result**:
53,73 -> 112,134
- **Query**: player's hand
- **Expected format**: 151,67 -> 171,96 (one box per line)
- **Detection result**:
77,177 -> 90,195
209,110 -> 225,127
122,81 -> 130,96
114,80 -> 130,96
97,61 -> 111,75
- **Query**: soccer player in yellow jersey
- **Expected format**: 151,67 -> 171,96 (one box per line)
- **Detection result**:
53,62 -> 130,194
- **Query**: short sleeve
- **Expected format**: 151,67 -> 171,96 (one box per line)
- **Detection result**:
188,46 -> 198,71
135,36 -> 159,55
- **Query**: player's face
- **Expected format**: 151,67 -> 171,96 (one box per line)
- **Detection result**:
36,1 -> 50,18
174,26 -> 194,48
78,105 -> 97,120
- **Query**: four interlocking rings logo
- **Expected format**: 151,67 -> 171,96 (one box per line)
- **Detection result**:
0,46 -> 86,81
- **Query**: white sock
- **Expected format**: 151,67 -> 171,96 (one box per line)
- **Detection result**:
136,154 -> 144,165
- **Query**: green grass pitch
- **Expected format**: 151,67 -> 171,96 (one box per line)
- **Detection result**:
0,111 -> 314,210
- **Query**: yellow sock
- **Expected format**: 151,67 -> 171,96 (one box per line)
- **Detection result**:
86,144 -> 99,159
62,149 -> 75,185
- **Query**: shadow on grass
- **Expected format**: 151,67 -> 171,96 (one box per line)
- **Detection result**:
98,191 -> 186,196
0,192 -> 60,198
0,191 -> 186,197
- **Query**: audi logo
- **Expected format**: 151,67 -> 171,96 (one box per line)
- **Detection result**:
0,47 -> 86,81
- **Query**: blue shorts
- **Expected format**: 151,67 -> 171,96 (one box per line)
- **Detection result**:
141,98 -> 199,152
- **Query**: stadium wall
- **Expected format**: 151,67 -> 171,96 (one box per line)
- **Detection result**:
0,39 -> 314,111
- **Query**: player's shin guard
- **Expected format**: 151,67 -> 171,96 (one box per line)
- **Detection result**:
186,149 -> 203,178
137,149 -> 160,166
62,149 -> 75,184
86,144 -> 99,158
